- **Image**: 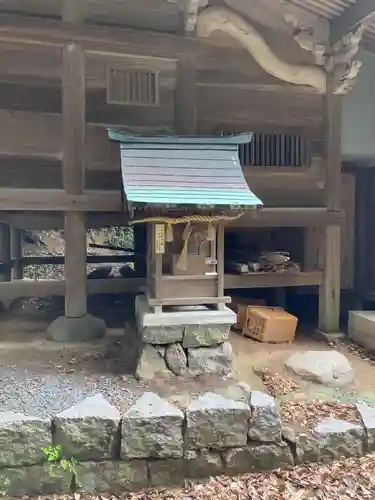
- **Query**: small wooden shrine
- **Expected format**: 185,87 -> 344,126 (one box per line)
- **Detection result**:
108,130 -> 262,315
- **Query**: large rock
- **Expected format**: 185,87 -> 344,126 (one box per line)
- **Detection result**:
188,341 -> 233,376
285,351 -> 354,387
186,392 -> 250,450
121,392 -> 184,459
75,460 -> 148,493
224,442 -> 294,473
0,412 -> 51,467
140,325 -> 183,344
149,450 -> 224,487
313,418 -> 365,461
282,426 -> 321,464
357,403 -> 375,451
182,325 -> 230,348
248,391 -> 282,443
0,465 -> 71,497
165,343 -> 188,376
135,344 -> 171,380
53,394 -> 121,461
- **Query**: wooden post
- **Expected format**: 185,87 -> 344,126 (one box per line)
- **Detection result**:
318,82 -> 342,334
217,222 -> 225,310
11,228 -> 23,280
175,56 -> 197,135
0,224 -> 11,283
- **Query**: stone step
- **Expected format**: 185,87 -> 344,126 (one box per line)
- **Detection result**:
348,310 -> 375,350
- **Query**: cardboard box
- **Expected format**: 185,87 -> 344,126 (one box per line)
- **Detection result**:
231,297 -> 266,331
243,306 -> 298,343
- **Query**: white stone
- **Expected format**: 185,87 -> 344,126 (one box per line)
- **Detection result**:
348,311 -> 375,351
285,350 -> 354,387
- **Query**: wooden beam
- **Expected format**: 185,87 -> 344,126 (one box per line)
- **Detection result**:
224,271 -> 323,289
331,0 -> 375,41
11,228 -> 23,280
0,277 -> 145,301
0,13 -> 203,59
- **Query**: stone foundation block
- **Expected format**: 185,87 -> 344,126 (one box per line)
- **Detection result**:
122,392 -> 184,459
248,391 -> 282,443
0,412 -> 51,467
224,442 -> 294,473
76,460 -> 148,493
182,324 -> 230,348
282,426 -> 321,464
47,314 -> 106,342
135,344 -> 171,380
149,450 -> 224,487
141,326 -> 184,344
186,392 -> 250,450
165,343 -> 188,376
188,341 -> 233,376
53,394 -> 121,461
357,403 -> 375,451
0,465 -> 71,497
313,418 -> 365,461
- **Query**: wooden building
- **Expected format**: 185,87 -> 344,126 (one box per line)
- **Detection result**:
0,0 -> 372,340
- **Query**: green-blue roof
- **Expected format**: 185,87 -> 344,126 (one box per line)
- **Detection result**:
108,130 -> 263,212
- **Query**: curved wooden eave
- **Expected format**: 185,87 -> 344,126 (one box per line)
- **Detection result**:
197,6 -> 327,93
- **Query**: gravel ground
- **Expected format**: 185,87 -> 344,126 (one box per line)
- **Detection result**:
0,367 -> 145,417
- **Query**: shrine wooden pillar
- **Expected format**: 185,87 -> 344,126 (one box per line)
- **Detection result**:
47,0 -> 105,341
318,80 -> 342,334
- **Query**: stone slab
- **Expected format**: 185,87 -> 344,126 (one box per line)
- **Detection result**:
348,311 -> 375,351
0,412 -> 51,467
282,426 -> 321,464
150,450 -> 224,487
188,341 -> 233,376
135,294 -> 235,328
224,442 -> 294,473
53,394 -> 121,461
183,324 -> 230,348
141,325 -> 183,344
357,403 -> 375,451
165,343 -> 188,376
75,460 -> 148,493
313,418 -> 365,461
248,391 -> 283,443
122,392 -> 184,459
47,314 -> 106,342
135,344 -> 171,380
0,465 -> 71,497
186,392 -> 250,450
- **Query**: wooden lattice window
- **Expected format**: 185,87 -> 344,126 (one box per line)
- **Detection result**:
221,131 -> 309,168
106,67 -> 160,106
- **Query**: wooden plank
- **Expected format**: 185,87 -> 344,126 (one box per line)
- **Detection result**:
217,222 -> 225,308
0,13 -> 203,58
224,271 -> 323,289
62,41 -> 85,193
175,56 -> 197,135
22,255 -> 137,265
231,208 -> 344,228
331,0 -> 375,41
161,277 -> 217,299
0,189 -> 122,211
148,296 -> 231,307
0,277 -> 145,300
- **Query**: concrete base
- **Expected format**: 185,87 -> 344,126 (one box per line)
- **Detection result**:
47,314 -> 106,343
348,310 -> 375,351
135,294 -> 236,329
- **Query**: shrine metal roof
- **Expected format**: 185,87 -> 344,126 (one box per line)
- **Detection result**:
108,129 -> 263,213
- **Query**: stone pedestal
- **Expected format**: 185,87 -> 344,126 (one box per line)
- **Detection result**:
135,295 -> 236,378
47,314 -> 106,342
